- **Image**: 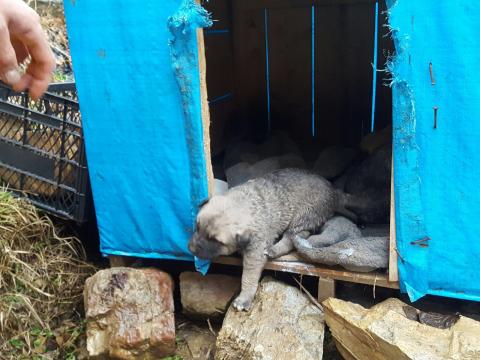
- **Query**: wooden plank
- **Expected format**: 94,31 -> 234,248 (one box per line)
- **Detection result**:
197,27 -> 214,196
318,277 -> 336,302
389,160 -> 399,282
213,255 -> 399,289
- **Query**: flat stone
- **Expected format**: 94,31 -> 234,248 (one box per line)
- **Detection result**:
324,297 -> 480,360
180,272 -> 241,320
84,267 -> 175,359
215,277 -> 324,360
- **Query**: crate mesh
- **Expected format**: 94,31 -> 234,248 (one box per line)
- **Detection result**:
0,82 -> 88,221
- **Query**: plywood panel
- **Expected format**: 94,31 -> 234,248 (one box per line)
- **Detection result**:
242,0 -> 379,10
232,2 -> 269,137
230,0 -> 393,147
202,0 -> 235,155
268,6 -> 312,140
209,99 -> 235,156
204,35 -> 235,99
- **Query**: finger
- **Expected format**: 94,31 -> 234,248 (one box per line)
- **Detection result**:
13,19 -> 55,99
12,72 -> 32,93
0,20 -> 20,85
26,60 -> 53,100
11,35 -> 29,64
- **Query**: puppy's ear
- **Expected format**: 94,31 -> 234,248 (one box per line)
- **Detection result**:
235,230 -> 251,251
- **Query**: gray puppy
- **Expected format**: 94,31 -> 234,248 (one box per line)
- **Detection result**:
188,168 -> 358,311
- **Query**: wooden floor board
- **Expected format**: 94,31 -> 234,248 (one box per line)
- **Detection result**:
213,254 -> 399,289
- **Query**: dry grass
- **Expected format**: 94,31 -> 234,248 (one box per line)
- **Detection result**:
0,190 -> 96,359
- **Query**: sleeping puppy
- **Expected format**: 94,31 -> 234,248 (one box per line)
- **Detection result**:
189,168 -> 363,311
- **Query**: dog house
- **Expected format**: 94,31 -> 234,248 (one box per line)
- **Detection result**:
63,0 -> 480,303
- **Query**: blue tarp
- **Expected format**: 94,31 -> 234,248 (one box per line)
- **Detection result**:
63,0 -> 211,272
388,0 -> 480,302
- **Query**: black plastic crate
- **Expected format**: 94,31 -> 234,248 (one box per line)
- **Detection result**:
0,81 -> 89,222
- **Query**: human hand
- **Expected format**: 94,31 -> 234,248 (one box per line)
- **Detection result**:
0,0 -> 55,99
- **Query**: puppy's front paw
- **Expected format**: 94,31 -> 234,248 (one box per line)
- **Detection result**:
232,294 -> 254,311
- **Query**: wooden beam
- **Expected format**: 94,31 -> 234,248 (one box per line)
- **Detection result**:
388,160 -> 399,282
318,277 -> 336,302
196,7 -> 214,196
213,255 -> 399,289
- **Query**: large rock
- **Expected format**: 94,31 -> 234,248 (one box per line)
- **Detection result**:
324,297 -> 480,360
180,272 -> 241,320
84,267 -> 175,359
215,277 -> 324,360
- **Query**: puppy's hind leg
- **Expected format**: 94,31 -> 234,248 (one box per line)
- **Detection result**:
267,207 -> 328,258
233,248 -> 267,311
266,230 -> 310,259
